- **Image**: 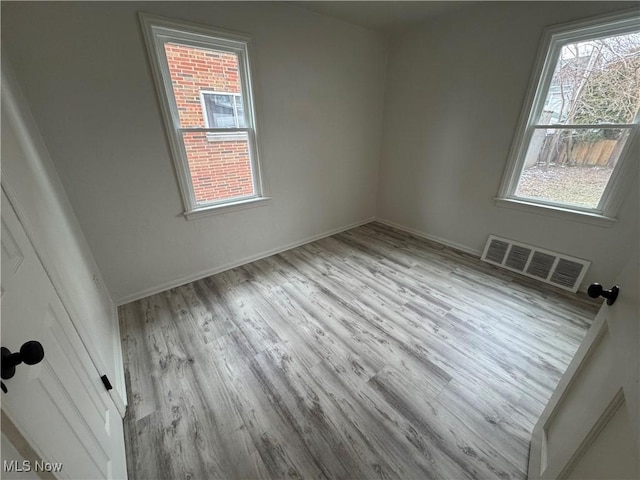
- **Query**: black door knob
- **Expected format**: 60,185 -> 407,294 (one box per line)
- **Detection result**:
1,341 -> 45,380
587,283 -> 619,306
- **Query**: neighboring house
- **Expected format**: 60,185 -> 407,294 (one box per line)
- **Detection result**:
165,44 -> 254,203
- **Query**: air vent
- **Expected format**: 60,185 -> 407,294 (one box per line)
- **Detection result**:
485,239 -> 509,264
505,245 -> 531,271
527,252 -> 556,279
481,235 -> 590,292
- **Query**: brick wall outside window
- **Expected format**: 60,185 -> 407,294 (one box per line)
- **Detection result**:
165,43 -> 254,204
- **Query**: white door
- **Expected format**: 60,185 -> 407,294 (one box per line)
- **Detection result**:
528,248 -> 639,479
1,188 -> 127,480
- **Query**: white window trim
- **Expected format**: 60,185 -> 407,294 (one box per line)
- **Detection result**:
184,196 -> 272,220
496,9 -> 639,227
139,13 -> 268,219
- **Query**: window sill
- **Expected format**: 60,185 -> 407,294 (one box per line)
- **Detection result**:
184,196 -> 271,220
494,197 -> 617,228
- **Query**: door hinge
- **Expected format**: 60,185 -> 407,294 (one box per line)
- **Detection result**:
101,375 -> 113,391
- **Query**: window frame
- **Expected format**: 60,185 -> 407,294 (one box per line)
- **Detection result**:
139,13 -> 268,219
496,9 -> 640,227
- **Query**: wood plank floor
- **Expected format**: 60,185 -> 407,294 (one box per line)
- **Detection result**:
119,222 -> 599,480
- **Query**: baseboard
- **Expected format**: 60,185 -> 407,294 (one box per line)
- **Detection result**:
110,301 -> 128,417
374,217 -> 482,257
116,216 -> 376,305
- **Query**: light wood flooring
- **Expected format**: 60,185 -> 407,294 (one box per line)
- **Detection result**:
119,222 -> 598,480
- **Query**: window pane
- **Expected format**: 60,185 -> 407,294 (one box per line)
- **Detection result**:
539,32 -> 640,125
235,95 -> 246,128
164,42 -> 244,128
515,128 -> 631,208
205,94 -> 236,128
181,131 -> 255,204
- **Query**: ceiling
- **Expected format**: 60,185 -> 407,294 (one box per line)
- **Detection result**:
288,1 -> 477,32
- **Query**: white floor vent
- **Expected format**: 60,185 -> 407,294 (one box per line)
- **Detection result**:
481,235 -> 590,292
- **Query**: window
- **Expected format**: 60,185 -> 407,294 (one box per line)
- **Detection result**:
497,11 -> 639,225
201,92 -> 246,128
139,14 -> 267,218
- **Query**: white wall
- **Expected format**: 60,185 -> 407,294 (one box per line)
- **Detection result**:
1,1 -> 388,304
377,1 -> 639,289
1,65 -> 126,411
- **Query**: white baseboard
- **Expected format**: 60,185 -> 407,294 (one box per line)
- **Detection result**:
373,217 -> 482,257
116,216 -> 376,305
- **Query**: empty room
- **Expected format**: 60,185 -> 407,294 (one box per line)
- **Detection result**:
1,1 -> 638,479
